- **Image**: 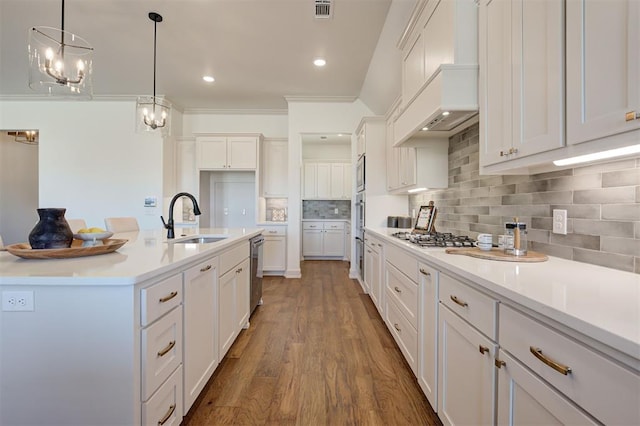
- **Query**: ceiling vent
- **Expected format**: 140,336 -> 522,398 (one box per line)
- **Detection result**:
315,0 -> 332,19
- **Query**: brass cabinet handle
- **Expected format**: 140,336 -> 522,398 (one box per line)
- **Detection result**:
419,268 -> 431,276
499,150 -> 505,157
269,230 -> 278,233
367,249 -> 372,253
394,286 -> 402,293
530,347 -> 572,375
495,359 -> 506,369
158,403 -> 176,425
509,147 -> 518,154
236,267 -> 243,274
625,111 -> 640,121
394,323 -> 401,332
200,264 -> 212,272
157,340 -> 176,357
158,291 -> 178,303
479,345 -> 489,355
450,295 -> 468,307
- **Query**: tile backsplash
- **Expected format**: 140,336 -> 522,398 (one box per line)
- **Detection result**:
303,200 -> 351,220
409,124 -> 640,274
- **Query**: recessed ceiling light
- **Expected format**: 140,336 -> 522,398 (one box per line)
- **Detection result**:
442,111 -> 450,116
202,76 -> 215,83
313,58 -> 326,67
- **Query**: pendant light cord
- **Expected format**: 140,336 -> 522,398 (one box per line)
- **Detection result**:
153,17 -> 157,104
60,0 -> 65,56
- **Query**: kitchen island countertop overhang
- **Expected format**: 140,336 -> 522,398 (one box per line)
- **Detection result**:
0,227 -> 264,286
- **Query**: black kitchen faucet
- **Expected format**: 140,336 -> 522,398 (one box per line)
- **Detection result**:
161,192 -> 202,239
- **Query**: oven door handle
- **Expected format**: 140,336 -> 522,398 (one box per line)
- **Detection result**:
355,236 -> 363,242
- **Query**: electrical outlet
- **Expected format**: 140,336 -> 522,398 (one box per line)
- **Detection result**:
334,208 -> 339,214
2,290 -> 35,311
552,209 -> 568,235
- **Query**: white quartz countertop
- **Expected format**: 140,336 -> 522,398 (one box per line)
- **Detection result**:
302,218 -> 350,221
0,227 -> 263,286
368,227 -> 640,362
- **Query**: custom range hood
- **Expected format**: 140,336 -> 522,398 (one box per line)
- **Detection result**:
391,0 -> 479,147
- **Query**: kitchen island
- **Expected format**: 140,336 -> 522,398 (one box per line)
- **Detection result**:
365,227 -> 640,426
0,227 -> 262,426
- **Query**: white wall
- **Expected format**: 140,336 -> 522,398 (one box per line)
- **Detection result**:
286,99 -> 374,278
0,133 -> 39,244
359,0 -> 417,115
183,112 -> 288,138
0,100 -> 165,230
302,143 -> 351,160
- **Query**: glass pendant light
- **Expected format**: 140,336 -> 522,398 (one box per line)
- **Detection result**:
28,0 -> 93,97
136,12 -> 171,135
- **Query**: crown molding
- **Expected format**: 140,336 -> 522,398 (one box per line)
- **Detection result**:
0,94 -> 185,112
284,95 -> 357,103
183,108 -> 288,115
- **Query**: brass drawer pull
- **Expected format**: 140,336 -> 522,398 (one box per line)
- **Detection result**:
530,346 -> 572,375
393,323 -> 401,332
495,359 -> 506,369
394,286 -> 402,293
157,340 -> 176,357
158,291 -> 178,303
419,268 -> 431,276
450,295 -> 468,307
158,403 -> 176,425
236,267 -> 243,273
479,345 -> 489,355
200,264 -> 212,272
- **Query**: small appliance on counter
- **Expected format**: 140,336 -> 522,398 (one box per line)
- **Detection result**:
387,216 -> 398,228
397,216 -> 413,228
504,217 -> 527,256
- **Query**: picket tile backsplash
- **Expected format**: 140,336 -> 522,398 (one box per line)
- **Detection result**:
409,124 -> 640,274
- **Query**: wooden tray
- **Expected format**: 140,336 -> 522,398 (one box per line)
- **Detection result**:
445,247 -> 548,262
6,238 -> 128,259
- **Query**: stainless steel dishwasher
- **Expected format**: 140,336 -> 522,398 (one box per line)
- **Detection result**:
249,235 -> 264,315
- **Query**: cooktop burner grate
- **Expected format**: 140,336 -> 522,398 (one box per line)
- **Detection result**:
391,231 -> 475,248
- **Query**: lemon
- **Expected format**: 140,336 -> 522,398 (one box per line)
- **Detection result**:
89,227 -> 105,233
77,228 -> 91,234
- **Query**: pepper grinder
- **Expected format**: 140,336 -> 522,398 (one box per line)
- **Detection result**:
504,217 -> 527,256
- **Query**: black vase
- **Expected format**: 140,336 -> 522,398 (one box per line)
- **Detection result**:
28,208 -> 73,249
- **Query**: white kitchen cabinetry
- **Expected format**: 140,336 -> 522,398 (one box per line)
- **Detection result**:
262,225 -> 286,274
302,221 -> 346,258
438,273 -> 498,426
418,262 -> 438,410
357,125 -> 366,158
384,243 -> 420,374
303,162 -> 350,199
566,0 -> 640,146
218,242 -> 250,359
182,256 -> 217,414
497,304 -> 640,425
479,0 -> 564,167
197,135 -> 258,170
261,139 -> 288,197
363,233 -> 383,303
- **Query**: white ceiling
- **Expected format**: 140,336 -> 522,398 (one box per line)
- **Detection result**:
0,0 -> 392,111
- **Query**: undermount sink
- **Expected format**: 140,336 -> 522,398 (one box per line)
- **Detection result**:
171,236 -> 228,244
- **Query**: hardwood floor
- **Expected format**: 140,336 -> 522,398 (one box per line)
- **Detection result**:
184,260 -> 441,425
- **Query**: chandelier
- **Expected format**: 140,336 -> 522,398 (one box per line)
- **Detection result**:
8,131 -> 39,145
28,0 -> 93,97
136,12 -> 171,135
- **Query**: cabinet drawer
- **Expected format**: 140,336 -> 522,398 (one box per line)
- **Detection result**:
500,304 -> 640,426
142,365 -> 183,426
385,296 -> 418,374
323,221 -> 345,230
439,273 -> 498,341
141,306 -> 183,400
302,221 -> 323,230
220,242 -> 249,275
263,226 -> 286,236
141,273 -> 182,327
386,243 -> 418,283
385,262 -> 419,328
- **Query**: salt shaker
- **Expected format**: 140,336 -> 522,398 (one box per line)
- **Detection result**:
504,217 -> 527,256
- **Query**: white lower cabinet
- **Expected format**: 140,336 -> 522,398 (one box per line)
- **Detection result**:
142,365 -> 183,426
182,257 -> 218,414
363,234 -> 382,306
218,242 -> 250,359
496,350 -> 597,425
302,221 -> 346,258
263,226 -> 286,273
438,305 -> 497,426
418,262 -> 438,411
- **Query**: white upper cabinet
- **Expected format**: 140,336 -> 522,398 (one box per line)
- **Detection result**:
303,161 -> 351,200
261,139 -> 288,197
197,135 -> 258,170
566,0 -> 640,145
480,0 -> 564,167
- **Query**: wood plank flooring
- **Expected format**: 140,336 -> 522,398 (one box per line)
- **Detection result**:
183,260 -> 441,425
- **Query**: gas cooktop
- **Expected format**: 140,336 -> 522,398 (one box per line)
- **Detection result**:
391,231 -> 476,248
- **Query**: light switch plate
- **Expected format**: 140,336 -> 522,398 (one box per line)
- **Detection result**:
552,209 -> 567,235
